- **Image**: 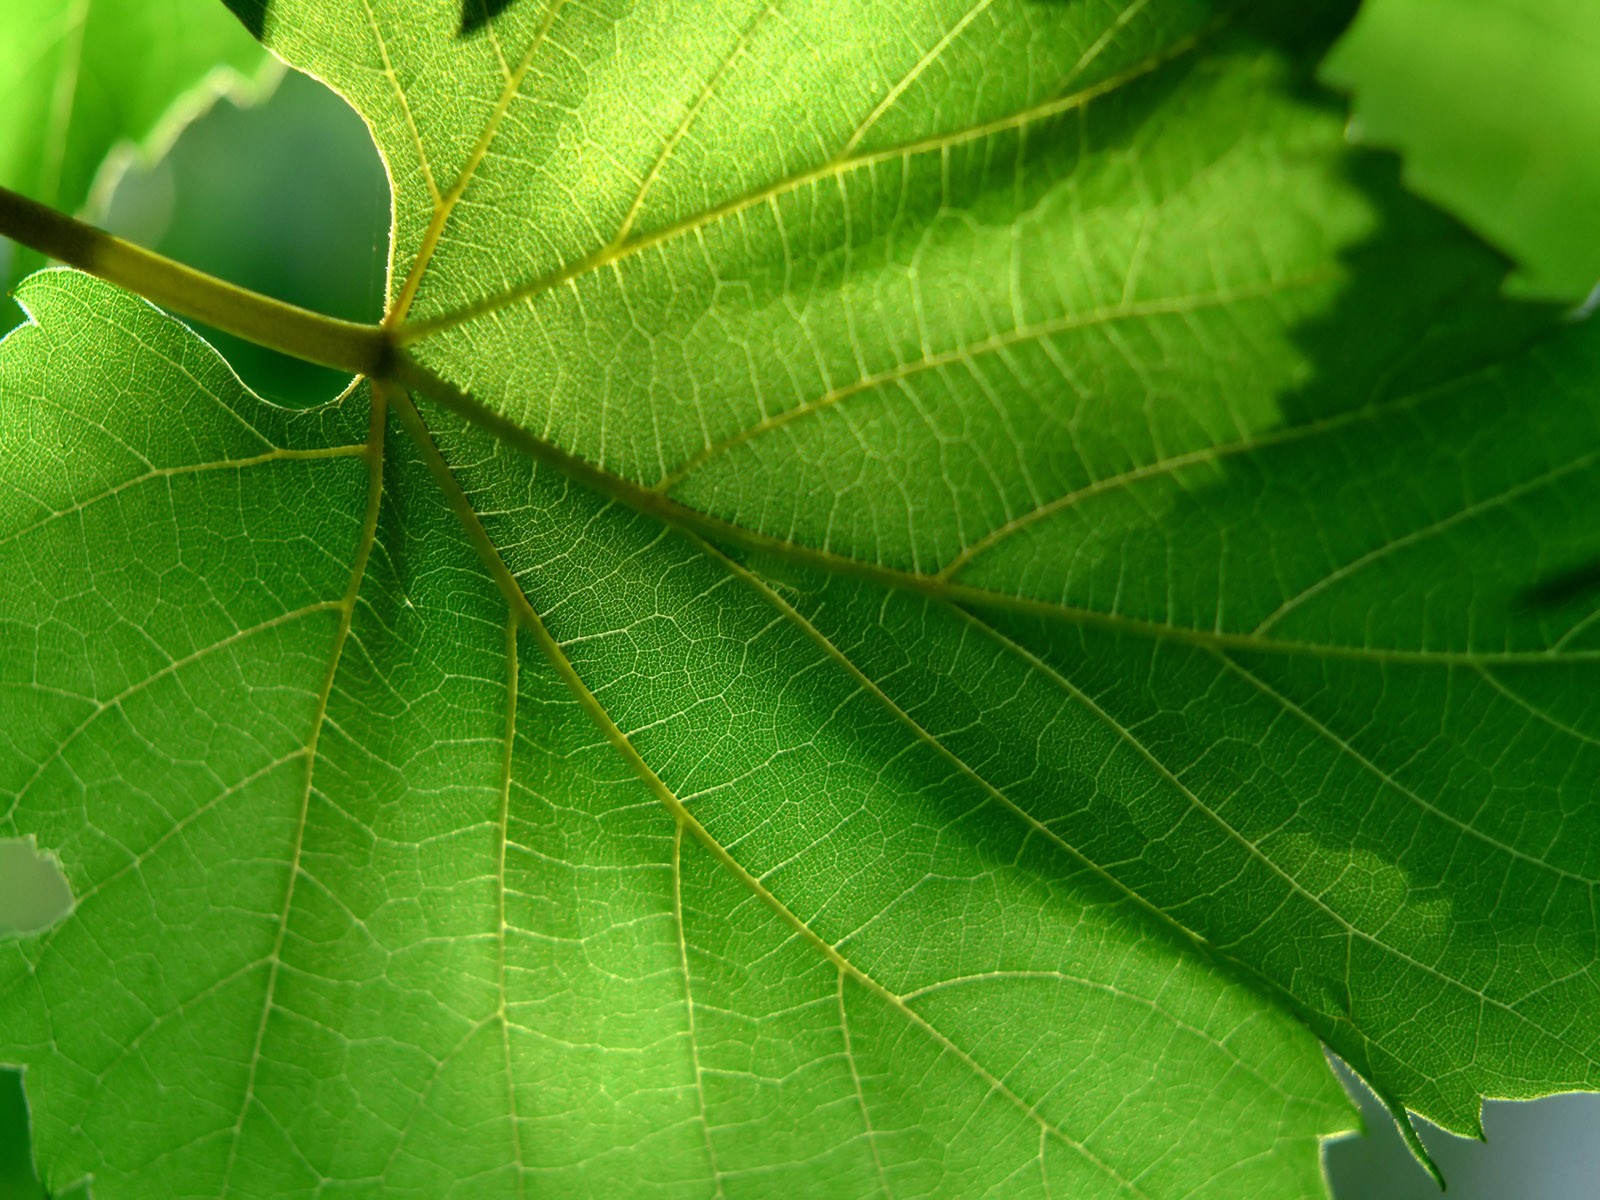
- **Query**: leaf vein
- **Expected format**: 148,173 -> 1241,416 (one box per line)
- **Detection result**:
396,26 -> 1208,343
218,387 -> 388,1196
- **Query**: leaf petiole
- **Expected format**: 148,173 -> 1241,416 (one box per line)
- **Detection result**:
0,184 -> 391,377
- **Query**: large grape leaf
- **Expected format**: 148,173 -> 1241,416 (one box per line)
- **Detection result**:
1323,0 -> 1600,302
4,1 -> 1600,1197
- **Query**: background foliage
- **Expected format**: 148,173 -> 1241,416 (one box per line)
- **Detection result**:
0,0 -> 271,323
1324,0 -> 1600,301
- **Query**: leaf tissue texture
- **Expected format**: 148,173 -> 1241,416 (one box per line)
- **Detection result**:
0,272 -> 1351,1199
1323,0 -> 1600,302
3,1 -> 1600,1197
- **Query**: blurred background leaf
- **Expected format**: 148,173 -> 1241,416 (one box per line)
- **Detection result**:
1323,0 -> 1600,302
97,68 -> 389,404
0,0 -> 276,325
1326,1062 -> 1600,1199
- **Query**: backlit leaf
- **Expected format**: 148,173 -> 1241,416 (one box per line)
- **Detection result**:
2,2 -> 1598,1196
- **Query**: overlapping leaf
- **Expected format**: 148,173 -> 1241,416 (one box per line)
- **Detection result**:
3,1 -> 1599,1197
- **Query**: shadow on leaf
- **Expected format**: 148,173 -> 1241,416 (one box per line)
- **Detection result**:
221,0 -> 268,39
460,0 -> 522,38
1518,556 -> 1600,614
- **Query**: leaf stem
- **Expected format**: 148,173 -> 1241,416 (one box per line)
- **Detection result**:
0,185 -> 392,377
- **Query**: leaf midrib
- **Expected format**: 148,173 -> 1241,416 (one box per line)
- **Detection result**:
398,352 -> 1600,668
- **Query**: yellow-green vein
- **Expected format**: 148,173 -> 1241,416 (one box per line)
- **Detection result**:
218,383 -> 388,1197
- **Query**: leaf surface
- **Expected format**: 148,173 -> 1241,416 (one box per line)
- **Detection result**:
3,1 -> 1600,1197
0,271 -> 1353,1198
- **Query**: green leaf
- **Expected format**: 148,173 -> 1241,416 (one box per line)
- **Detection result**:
3,1 -> 1599,1197
1322,0 -> 1600,302
0,0 -> 274,290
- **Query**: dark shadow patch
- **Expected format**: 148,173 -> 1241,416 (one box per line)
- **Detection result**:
1519,557 -> 1600,613
892,0 -> 1575,1188
460,0 -> 521,38
221,0 -> 269,40
0,1070 -> 44,1200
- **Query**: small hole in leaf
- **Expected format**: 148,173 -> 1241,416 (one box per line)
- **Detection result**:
0,840 -> 72,937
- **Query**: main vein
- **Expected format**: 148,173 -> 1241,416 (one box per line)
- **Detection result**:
395,357 -> 1596,669
0,185 -> 390,376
